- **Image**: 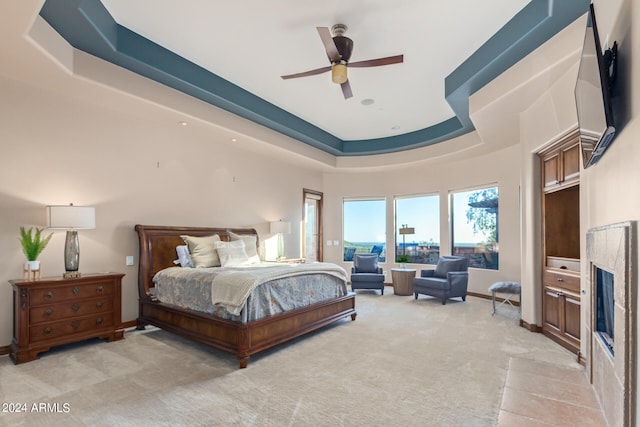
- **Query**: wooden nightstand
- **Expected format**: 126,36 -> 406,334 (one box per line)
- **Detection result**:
9,273 -> 125,364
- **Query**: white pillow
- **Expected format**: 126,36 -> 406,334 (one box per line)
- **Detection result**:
214,240 -> 250,267
174,245 -> 194,267
181,234 -> 221,268
227,231 -> 260,264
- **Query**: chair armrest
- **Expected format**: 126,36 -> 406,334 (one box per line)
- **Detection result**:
448,271 -> 469,289
376,267 -> 383,274
351,267 -> 356,274
420,269 -> 436,278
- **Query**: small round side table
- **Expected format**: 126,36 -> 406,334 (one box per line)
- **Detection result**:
391,268 -> 416,296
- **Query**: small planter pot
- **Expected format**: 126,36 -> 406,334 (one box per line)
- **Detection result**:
24,260 -> 40,271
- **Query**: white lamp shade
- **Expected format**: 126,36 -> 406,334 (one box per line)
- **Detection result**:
270,221 -> 291,234
46,205 -> 96,229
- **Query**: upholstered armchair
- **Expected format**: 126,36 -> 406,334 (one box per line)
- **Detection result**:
413,256 -> 469,304
350,254 -> 385,295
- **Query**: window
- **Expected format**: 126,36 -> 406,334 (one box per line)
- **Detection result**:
343,198 -> 386,262
395,195 -> 440,264
451,186 -> 499,270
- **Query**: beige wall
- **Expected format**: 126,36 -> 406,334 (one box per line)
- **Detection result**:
0,76 -> 324,346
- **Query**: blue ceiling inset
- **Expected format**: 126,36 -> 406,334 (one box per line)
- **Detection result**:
38,0 -> 589,156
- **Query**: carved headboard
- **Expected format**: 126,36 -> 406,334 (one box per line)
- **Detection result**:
134,225 -> 260,300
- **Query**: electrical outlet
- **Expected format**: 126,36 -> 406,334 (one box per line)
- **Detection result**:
326,240 -> 332,246
126,255 -> 134,266
333,240 -> 339,246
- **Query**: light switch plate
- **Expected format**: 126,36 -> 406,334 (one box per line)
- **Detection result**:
126,255 -> 134,266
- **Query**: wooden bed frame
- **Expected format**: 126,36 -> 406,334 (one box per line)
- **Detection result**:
135,224 -> 357,368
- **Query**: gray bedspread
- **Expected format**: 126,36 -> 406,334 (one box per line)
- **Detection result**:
153,262 -> 348,322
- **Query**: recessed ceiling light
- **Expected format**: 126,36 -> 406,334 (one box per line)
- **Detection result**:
361,98 -> 375,106
231,138 -> 237,142
391,125 -> 401,131
179,121 -> 188,126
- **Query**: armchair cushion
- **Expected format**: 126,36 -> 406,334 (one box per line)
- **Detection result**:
353,254 -> 379,273
434,256 -> 469,278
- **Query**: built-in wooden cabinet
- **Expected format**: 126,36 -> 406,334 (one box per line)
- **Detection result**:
542,264 -> 581,351
542,137 -> 580,192
539,133 -> 581,355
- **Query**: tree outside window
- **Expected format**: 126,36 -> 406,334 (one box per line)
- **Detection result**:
451,186 -> 499,270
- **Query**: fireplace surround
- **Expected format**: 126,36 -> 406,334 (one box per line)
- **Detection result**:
586,221 -> 636,426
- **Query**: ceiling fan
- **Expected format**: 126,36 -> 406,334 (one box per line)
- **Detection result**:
280,24 -> 404,99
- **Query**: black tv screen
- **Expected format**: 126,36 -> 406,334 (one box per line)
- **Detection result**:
574,4 -> 616,168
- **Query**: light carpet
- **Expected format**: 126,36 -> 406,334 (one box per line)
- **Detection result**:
0,291 -> 582,426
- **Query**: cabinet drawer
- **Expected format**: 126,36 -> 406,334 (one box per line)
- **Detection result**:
29,313 -> 114,343
30,298 -> 113,325
30,282 -> 113,304
543,270 -> 580,293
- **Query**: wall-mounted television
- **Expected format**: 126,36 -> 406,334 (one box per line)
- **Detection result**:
574,4 -> 618,169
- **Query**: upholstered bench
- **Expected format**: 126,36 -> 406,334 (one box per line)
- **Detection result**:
488,281 -> 521,315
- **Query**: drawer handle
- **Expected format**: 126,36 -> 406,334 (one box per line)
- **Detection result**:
73,287 -> 79,295
96,301 -> 104,309
44,327 -> 52,335
45,291 -> 53,299
96,317 -> 103,325
72,303 -> 80,312
71,320 -> 79,329
96,285 -> 104,293
556,277 -> 564,282
44,309 -> 52,316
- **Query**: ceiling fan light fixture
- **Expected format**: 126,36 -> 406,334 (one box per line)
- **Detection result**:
332,62 -> 348,84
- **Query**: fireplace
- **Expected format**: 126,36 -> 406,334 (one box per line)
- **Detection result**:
595,267 -> 614,356
586,221 -> 636,427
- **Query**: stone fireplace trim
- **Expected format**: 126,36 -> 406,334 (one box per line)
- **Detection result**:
586,221 -> 637,427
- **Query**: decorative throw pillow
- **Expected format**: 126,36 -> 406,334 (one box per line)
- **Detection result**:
227,231 -> 260,264
434,258 -> 464,278
355,254 -> 379,273
180,234 -> 221,268
174,245 -> 194,267
214,240 -> 250,267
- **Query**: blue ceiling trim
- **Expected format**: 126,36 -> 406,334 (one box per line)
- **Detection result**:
39,0 -> 590,156
445,0 -> 590,127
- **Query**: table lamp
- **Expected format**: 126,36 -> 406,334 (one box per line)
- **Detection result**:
270,220 -> 291,260
46,204 -> 95,278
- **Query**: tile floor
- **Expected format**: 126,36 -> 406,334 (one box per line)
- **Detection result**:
497,358 -> 607,426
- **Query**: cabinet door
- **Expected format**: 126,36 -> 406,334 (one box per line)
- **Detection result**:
561,141 -> 580,185
563,293 -> 581,343
542,152 -> 560,190
543,288 -> 561,331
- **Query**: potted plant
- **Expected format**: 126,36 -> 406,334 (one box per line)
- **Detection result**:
19,226 -> 53,271
396,255 -> 409,269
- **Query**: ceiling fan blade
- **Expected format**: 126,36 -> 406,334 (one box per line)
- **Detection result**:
341,80 -> 353,99
317,27 -> 341,63
348,54 -> 404,68
281,65 -> 332,80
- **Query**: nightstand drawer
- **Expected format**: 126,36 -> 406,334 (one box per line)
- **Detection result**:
543,270 -> 580,293
30,282 -> 113,304
30,298 -> 113,325
29,313 -> 114,343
